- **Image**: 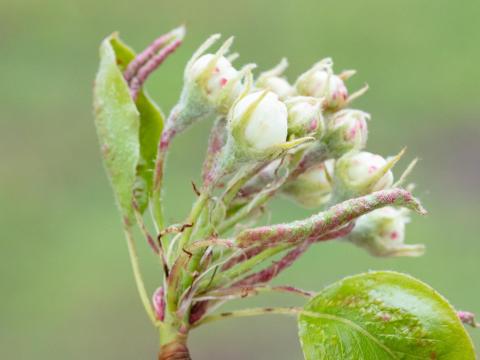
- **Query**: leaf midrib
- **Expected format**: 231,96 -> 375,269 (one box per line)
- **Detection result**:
301,310 -> 399,359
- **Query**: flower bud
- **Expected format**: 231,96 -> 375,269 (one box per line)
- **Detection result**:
334,151 -> 401,196
324,109 -> 369,157
256,58 -> 295,100
229,90 -> 288,156
285,96 -> 324,138
283,160 -> 334,208
152,287 -> 165,321
295,58 -> 349,110
188,53 -> 242,107
346,207 -> 425,257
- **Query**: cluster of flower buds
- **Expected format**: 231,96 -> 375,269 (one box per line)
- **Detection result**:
173,35 -> 417,258
175,37 -> 414,220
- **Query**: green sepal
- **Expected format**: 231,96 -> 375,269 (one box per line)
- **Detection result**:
298,271 -> 476,360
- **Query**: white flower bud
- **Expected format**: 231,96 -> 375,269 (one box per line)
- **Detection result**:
324,109 -> 369,156
285,97 -> 324,138
295,58 -> 349,110
347,207 -> 425,257
283,160 -> 334,208
257,76 -> 295,99
189,53 -> 242,104
256,58 -> 295,100
334,151 -> 397,196
181,35 -> 256,118
229,90 -> 288,154
344,152 -> 393,190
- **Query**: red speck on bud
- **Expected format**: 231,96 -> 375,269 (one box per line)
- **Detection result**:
347,127 -> 357,140
368,165 -> 378,174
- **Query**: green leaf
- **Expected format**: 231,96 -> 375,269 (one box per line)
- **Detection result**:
109,36 -> 164,214
93,34 -> 163,223
298,271 -> 476,360
93,34 -> 140,224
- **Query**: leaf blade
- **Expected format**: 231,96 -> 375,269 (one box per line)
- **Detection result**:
109,35 -> 164,214
93,34 -> 164,223
93,34 -> 140,223
298,271 -> 476,360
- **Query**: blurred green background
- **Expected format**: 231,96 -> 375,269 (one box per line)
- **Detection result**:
1,0 -> 479,358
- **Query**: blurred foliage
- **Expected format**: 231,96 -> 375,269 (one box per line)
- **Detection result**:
0,0 -> 479,358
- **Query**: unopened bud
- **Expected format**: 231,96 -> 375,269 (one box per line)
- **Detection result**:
295,58 -> 349,110
324,109 -> 369,157
283,160 -> 334,208
152,287 -> 165,321
256,58 -> 295,100
347,207 -> 425,257
189,53 -> 242,107
285,96 -> 324,138
334,151 -> 399,196
229,90 -> 288,157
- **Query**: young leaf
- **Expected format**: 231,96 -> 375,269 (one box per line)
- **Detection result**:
110,36 -> 164,214
93,35 -> 141,223
298,271 -> 476,360
93,34 -> 164,223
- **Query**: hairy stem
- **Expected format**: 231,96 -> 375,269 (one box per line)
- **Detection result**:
194,284 -> 314,302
